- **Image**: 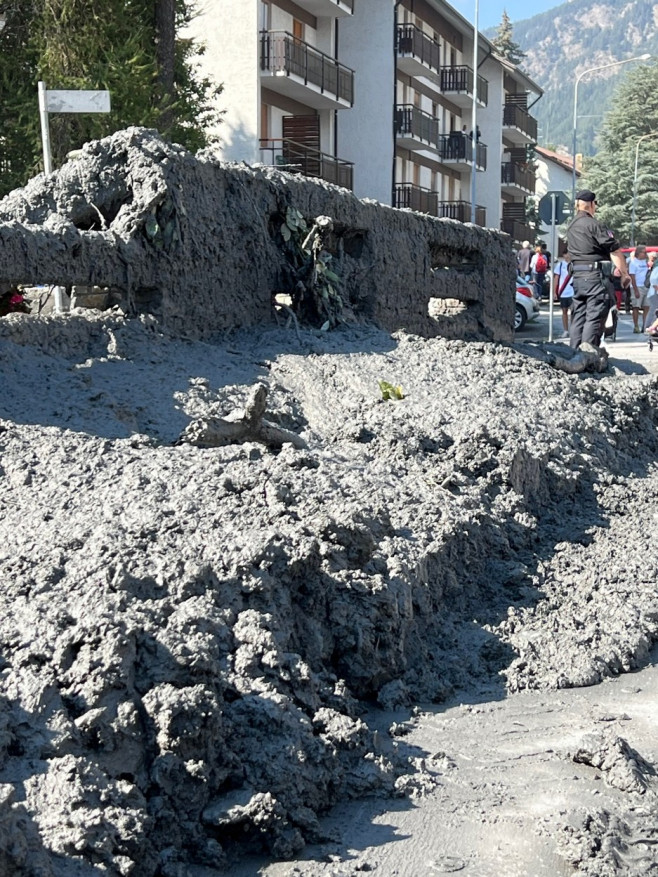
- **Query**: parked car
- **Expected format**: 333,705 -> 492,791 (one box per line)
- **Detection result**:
515,277 -> 540,331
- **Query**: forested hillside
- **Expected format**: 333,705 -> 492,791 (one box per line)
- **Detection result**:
487,0 -> 658,156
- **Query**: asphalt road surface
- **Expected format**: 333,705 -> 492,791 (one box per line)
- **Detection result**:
515,301 -> 658,375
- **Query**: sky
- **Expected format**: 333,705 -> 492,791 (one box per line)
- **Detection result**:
450,0 -> 571,31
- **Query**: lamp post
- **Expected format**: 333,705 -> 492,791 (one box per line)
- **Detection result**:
571,54 -> 651,204
630,131 -> 658,247
470,0 -> 479,224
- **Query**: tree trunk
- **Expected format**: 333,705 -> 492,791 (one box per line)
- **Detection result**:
155,0 -> 176,134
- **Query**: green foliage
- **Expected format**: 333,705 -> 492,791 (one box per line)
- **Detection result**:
580,61 -> 658,245
278,208 -> 344,330
378,380 -> 404,402
0,0 -> 222,197
491,11 -> 526,66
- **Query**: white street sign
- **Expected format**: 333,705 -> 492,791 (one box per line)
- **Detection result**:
45,89 -> 111,114
38,81 -> 111,174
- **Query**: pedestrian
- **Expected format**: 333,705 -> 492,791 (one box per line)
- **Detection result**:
628,244 -> 650,333
554,251 -> 574,337
530,244 -> 548,301
565,189 -> 630,350
648,253 -> 658,321
517,240 -> 533,281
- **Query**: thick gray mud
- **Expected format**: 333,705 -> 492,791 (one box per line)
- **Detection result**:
0,312 -> 657,875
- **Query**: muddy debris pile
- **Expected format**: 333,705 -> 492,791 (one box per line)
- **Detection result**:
0,312 -> 657,875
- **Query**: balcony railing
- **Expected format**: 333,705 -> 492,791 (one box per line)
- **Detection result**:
395,105 -> 440,147
440,66 -> 488,105
501,161 -> 535,192
260,31 -> 354,105
502,103 -> 537,141
395,24 -> 440,73
394,184 -> 486,225
437,199 -> 486,226
439,133 -> 487,169
501,217 -> 535,245
260,138 -> 353,190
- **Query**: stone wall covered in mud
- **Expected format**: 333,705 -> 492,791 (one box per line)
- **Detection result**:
0,127 -> 515,343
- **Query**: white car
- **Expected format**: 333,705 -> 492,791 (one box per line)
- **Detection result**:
515,278 -> 540,331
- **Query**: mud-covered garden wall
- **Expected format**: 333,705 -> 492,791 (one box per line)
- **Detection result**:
0,128 -> 515,343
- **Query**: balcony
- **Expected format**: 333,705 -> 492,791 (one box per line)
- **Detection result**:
394,184 -> 486,226
439,133 -> 487,171
440,66 -> 488,108
293,0 -> 354,17
260,138 -> 353,190
396,24 -> 440,80
501,161 -> 535,195
395,105 -> 440,152
501,217 -> 535,246
437,199 -> 486,226
502,103 -> 537,145
260,31 -> 354,110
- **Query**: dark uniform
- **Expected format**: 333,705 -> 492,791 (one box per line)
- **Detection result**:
567,191 -> 622,349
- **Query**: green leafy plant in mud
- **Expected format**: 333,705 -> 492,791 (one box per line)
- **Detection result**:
142,195 -> 179,252
378,380 -> 404,401
278,207 -> 343,330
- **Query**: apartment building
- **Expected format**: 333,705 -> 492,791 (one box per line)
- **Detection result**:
187,0 -> 542,244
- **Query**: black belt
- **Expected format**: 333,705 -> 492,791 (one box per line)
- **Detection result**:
571,261 -> 602,271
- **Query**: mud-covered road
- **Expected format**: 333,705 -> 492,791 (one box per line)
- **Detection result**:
1,311 -> 657,876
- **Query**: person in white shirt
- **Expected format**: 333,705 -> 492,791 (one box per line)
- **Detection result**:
554,252 -> 574,338
628,245 -> 650,333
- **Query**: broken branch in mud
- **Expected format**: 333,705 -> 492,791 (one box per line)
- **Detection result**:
178,383 -> 307,449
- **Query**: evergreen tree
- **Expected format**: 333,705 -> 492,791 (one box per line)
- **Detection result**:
0,0 -> 222,198
492,10 -> 526,67
580,62 -> 658,245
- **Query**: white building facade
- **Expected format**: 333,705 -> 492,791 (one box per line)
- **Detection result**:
186,0 -> 542,244
534,146 -> 578,253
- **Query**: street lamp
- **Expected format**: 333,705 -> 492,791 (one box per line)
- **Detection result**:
630,131 -> 658,246
571,54 -> 651,204
470,0 -> 479,225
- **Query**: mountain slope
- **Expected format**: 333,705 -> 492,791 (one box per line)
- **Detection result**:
488,0 -> 658,155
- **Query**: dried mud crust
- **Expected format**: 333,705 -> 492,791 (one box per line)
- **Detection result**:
0,315 -> 657,875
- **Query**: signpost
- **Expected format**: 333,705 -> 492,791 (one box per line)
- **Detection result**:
37,82 -> 111,313
38,81 -> 111,175
538,191 -> 571,342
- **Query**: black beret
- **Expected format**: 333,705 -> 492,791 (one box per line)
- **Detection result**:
575,189 -> 596,202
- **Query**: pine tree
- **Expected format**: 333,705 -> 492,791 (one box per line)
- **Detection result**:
492,11 -> 526,67
0,0 -> 222,197
580,62 -> 658,245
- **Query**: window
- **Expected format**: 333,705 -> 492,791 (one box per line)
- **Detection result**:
293,19 -> 304,42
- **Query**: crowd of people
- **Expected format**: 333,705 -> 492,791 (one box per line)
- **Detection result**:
515,188 -> 658,350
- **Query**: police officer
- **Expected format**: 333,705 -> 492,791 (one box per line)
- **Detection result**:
566,189 -> 630,350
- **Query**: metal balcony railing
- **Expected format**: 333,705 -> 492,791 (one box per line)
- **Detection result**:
502,103 -> 538,141
440,66 -> 488,105
439,133 -> 487,169
395,24 -> 440,73
260,138 -> 353,190
437,200 -> 486,226
501,162 -> 535,192
394,185 -> 486,225
394,183 -> 438,215
395,105 -> 440,147
260,31 -> 355,105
